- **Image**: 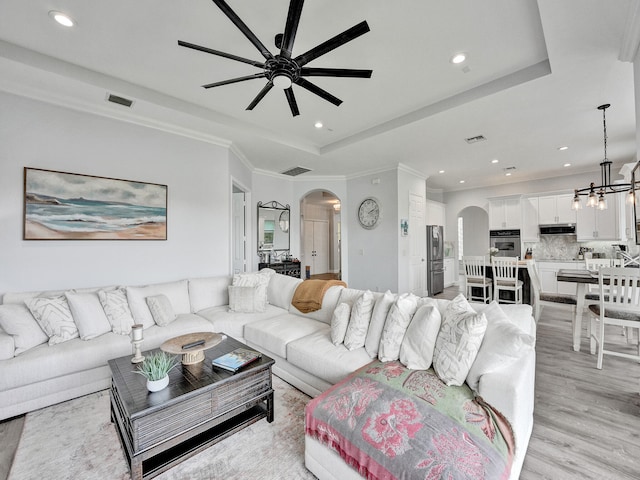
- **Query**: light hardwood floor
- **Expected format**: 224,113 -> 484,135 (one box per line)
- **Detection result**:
1,287 -> 639,479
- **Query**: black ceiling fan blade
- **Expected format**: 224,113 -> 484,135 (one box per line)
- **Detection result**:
301,67 -> 372,78
294,20 -> 370,67
295,78 -> 342,107
246,82 -> 274,110
284,87 -> 300,117
211,0 -> 273,60
202,73 -> 267,89
178,40 -> 265,68
280,0 -> 304,59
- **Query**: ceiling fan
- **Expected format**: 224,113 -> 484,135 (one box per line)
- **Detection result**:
178,0 -> 372,117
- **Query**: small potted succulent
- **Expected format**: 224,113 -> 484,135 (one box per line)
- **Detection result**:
134,351 -> 179,392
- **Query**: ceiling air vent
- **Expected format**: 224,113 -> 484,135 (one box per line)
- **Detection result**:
464,135 -> 486,144
106,93 -> 134,108
280,166 -> 312,177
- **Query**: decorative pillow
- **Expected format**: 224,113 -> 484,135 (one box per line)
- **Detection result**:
399,305 -> 442,370
0,304 -> 48,355
364,290 -> 396,357
146,294 -> 177,326
466,301 -> 535,391
433,294 -> 488,386
343,290 -> 374,350
126,280 -> 190,329
337,288 -> 365,307
228,285 -> 267,313
232,270 -> 273,310
65,292 -> 112,340
98,287 -> 135,335
330,302 -> 351,345
25,295 -> 78,345
378,293 -> 419,362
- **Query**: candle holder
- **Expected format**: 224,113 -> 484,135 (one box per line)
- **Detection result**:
131,324 -> 145,364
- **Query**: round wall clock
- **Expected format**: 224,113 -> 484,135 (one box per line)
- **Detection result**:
358,197 -> 380,229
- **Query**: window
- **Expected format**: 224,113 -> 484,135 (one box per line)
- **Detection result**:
457,217 -> 464,260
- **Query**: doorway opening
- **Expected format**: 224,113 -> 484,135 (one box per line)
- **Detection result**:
231,182 -> 248,274
300,190 -> 341,280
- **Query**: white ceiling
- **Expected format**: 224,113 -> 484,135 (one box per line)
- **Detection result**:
0,0 -> 638,192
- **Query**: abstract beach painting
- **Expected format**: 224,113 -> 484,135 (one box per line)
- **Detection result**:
24,168 -> 167,240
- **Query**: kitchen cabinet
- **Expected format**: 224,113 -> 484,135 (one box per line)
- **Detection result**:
521,196 -> 539,242
576,193 -> 624,241
426,200 -> 446,228
444,258 -> 456,287
489,197 -> 521,229
538,194 -> 576,225
538,261 -> 585,295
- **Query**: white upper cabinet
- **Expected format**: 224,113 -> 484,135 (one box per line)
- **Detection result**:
576,193 -> 624,241
538,194 -> 576,224
489,197 -> 521,229
521,196 -> 539,241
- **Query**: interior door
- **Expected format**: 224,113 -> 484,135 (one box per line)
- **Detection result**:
303,219 -> 329,275
232,190 -> 246,274
409,193 -> 426,296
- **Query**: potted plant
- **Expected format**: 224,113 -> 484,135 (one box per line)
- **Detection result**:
134,351 -> 179,392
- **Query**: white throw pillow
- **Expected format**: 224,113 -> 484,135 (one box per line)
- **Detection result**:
344,290 -> 375,350
399,305 -> 442,370
228,285 -> 267,313
146,294 -> 177,326
378,293 -> 419,362
65,291 -> 112,340
466,301 -> 535,391
364,290 -> 397,357
330,302 -> 351,345
0,304 -> 48,355
25,295 -> 78,345
433,294 -> 488,386
232,270 -> 273,310
98,287 -> 135,335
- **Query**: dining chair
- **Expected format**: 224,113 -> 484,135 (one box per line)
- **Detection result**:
584,258 -> 613,297
462,256 -> 492,303
491,256 -> 523,304
526,260 -> 576,323
588,267 -> 640,369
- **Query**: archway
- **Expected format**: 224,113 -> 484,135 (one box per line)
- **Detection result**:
300,190 -> 341,279
457,206 -> 489,258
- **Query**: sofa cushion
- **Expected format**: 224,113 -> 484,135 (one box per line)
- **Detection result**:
0,304 -> 48,355
267,274 -> 302,310
433,295 -> 487,386
378,293 -> 419,362
286,330 -> 373,385
330,303 -> 351,345
146,294 -> 177,326
65,292 -> 112,340
188,276 -> 232,312
344,290 -> 374,350
126,280 -> 191,328
196,304 -> 286,340
98,287 -> 134,335
244,314 -> 327,358
399,305 -> 441,370
288,285 -> 343,325
364,291 -> 396,357
25,295 -> 78,346
466,302 -> 535,391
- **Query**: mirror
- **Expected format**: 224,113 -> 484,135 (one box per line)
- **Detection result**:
258,201 -> 290,257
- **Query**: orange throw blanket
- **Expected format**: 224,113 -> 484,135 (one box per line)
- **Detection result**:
291,279 -> 347,314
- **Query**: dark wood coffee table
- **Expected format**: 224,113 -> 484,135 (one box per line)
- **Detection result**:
108,335 -> 274,480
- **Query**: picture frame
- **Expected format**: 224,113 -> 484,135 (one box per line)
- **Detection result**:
24,167 -> 167,240
400,218 -> 409,236
633,161 -> 640,245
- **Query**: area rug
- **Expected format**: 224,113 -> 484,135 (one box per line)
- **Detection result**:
8,376 -> 316,480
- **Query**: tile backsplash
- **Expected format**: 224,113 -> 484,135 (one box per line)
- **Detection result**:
524,235 -> 638,260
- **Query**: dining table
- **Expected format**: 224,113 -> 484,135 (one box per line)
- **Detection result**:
556,268 -> 601,352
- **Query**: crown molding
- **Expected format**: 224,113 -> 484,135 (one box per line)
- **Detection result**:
619,0 -> 640,61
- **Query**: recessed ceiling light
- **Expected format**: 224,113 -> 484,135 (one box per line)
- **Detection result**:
505,172 -> 512,177
49,11 -> 75,27
491,159 -> 499,164
438,170 -> 445,174
558,146 -> 569,151
314,121 -> 323,129
459,180 -> 465,184
451,53 -> 466,64
564,163 -> 571,167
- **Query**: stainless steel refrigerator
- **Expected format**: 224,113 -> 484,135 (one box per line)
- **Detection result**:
426,225 -> 444,295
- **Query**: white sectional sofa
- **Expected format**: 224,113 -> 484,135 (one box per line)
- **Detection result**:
0,270 -> 536,480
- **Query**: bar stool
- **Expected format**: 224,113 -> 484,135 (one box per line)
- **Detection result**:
462,256 -> 492,303
491,256 -> 523,304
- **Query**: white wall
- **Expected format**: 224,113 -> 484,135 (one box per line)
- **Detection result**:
0,92 -> 230,295
635,47 -> 640,162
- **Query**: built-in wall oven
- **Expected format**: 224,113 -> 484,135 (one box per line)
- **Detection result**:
489,229 -> 521,258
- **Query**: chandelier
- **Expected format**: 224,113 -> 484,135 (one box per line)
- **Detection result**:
571,104 -> 634,211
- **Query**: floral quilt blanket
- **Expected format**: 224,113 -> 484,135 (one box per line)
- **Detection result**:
305,360 -> 514,480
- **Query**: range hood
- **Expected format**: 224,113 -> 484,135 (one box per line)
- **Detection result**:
539,224 -> 576,235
